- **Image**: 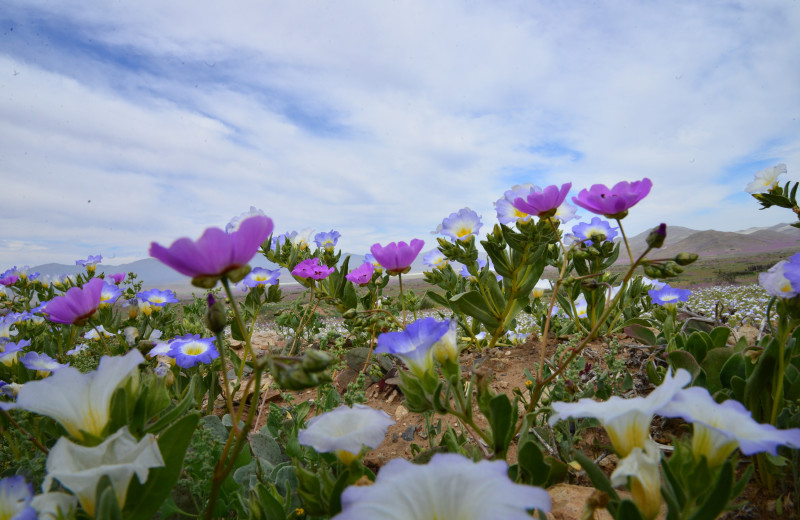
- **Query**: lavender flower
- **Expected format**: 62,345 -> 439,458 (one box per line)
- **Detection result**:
345,263 -> 374,286
291,258 -> 335,280
572,178 -> 652,219
44,278 -> 104,325
435,207 -> 482,242
243,267 -> 281,287
572,217 -> 618,246
167,334 -> 218,368
511,183 -> 572,219
375,317 -> 451,377
370,239 -> 424,275
314,230 -> 341,251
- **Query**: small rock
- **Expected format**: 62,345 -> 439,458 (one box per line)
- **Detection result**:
401,425 -> 415,442
395,405 -> 409,420
391,432 -> 399,443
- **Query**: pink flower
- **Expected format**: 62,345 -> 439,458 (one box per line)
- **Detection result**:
149,215 -> 273,281
292,258 -> 335,280
511,183 -> 572,219
370,239 -> 424,275
107,273 -> 125,284
44,278 -> 103,325
346,263 -> 375,285
572,178 -> 652,219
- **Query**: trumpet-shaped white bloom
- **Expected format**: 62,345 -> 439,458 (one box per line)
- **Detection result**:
549,369 -> 691,457
334,453 -> 550,520
43,426 -> 163,518
658,386 -> 800,466
16,350 -> 143,441
298,404 -> 394,465
431,319 -> 459,364
611,441 -> 662,520
745,163 -> 787,194
31,492 -> 77,520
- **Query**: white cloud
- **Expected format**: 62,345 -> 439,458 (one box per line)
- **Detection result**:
0,0 -> 798,267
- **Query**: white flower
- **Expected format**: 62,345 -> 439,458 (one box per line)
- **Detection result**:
745,163 -> 787,194
122,326 -> 139,345
42,426 -> 164,518
31,492 -> 78,520
532,279 -> 551,299
658,386 -> 800,466
16,350 -> 143,441
292,228 -> 315,249
84,325 -> 114,340
431,319 -> 459,364
226,206 -> 266,233
758,261 -> 798,298
334,453 -> 550,519
298,404 -> 394,465
555,201 -> 579,223
611,441 -> 662,520
549,369 -> 691,457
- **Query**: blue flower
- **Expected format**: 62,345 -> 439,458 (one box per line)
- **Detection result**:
435,208 -> 482,242
100,281 -> 122,306
75,255 -> 102,269
572,217 -> 619,246
459,258 -> 486,279
422,250 -> 448,269
168,334 -> 218,368
137,288 -> 179,307
375,318 -> 451,377
243,267 -> 281,287
314,230 -> 341,251
0,475 -> 35,520
648,284 -> 691,307
20,352 -> 68,376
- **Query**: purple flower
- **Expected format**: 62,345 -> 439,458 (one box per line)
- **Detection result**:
495,184 -> 536,225
243,267 -> 281,287
648,284 -> 691,307
44,278 -> 104,325
75,255 -> 102,269
459,258 -> 486,279
149,215 -> 274,282
137,288 -> 179,307
759,260 -> 800,297
107,273 -> 126,284
435,208 -> 482,242
100,281 -> 122,306
20,352 -> 67,375
572,178 -> 653,219
370,239 -> 424,275
0,274 -> 18,287
572,217 -> 619,246
511,183 -> 572,219
292,258 -> 335,280
346,263 -> 374,286
375,317 -> 451,377
167,334 -> 219,368
314,230 -> 341,251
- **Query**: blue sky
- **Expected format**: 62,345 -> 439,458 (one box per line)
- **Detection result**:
1,1 -> 798,267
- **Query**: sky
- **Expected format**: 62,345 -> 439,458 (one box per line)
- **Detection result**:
1,1 -> 799,268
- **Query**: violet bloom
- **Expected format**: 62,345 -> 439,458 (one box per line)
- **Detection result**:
346,262 -> 374,286
0,339 -> 29,367
0,273 -> 18,287
108,273 -> 126,284
572,217 -> 619,246
243,267 -> 281,287
572,178 -> 653,219
375,317 -> 451,377
370,239 -> 424,275
314,230 -> 341,251
648,284 -> 691,307
167,334 -> 219,368
511,183 -> 572,219
20,352 -> 67,376
422,250 -> 448,269
44,278 -> 104,325
149,215 -> 273,284
292,258 -> 335,280
435,207 -> 482,242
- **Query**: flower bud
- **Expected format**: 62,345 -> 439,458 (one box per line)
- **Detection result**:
663,261 -> 683,277
646,223 -> 667,249
301,349 -> 333,372
675,252 -> 698,266
643,264 -> 663,278
205,294 -> 227,334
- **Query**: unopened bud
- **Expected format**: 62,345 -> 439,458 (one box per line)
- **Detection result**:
301,349 -> 333,372
205,293 -> 227,334
663,261 -> 683,277
675,252 -> 698,266
643,264 -> 663,278
646,223 -> 667,249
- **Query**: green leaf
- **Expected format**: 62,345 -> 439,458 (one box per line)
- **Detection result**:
709,327 -> 731,349
450,291 -> 501,329
144,376 -> 197,435
624,324 -> 657,347
488,394 -> 515,458
573,452 -> 619,502
124,412 -> 201,520
251,430 -> 288,465
666,350 -> 701,382
95,476 -> 122,520
700,348 -> 735,395
719,354 -> 745,390
616,499 -> 646,520
517,439 -> 546,485
688,460 -> 733,520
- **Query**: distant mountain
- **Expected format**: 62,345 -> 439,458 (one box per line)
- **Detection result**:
625,223 -> 800,260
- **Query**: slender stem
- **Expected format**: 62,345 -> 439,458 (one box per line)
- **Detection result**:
89,320 -> 111,356
288,287 -> 317,355
616,218 -> 634,264
1,409 -> 49,455
539,219 -> 570,380
398,273 -> 407,326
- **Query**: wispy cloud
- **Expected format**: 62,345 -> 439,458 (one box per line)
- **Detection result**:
1,0 -> 798,267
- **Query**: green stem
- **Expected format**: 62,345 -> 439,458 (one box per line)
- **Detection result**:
288,287 -> 317,355
398,273 -> 407,325
616,218 -> 635,264
89,320 -> 112,356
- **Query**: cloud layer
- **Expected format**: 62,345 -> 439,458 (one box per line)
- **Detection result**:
1,0 -> 798,267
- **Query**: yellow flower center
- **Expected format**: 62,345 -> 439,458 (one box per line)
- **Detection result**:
183,342 -> 206,356
456,227 -> 472,238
